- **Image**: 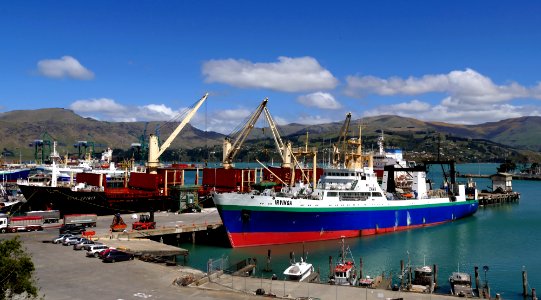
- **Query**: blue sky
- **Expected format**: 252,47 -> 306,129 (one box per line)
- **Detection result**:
2,1 -> 541,134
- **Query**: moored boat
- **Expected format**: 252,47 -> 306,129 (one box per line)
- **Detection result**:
330,238 -> 357,286
283,256 -> 314,282
449,272 -> 475,297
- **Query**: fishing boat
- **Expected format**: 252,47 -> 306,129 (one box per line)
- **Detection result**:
213,129 -> 479,247
330,238 -> 357,285
449,272 -> 475,297
412,265 -> 433,286
283,255 -> 314,282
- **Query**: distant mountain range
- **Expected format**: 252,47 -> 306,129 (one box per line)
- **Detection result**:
1,108 -> 540,162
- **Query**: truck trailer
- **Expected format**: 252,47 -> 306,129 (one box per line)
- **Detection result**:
0,216 -> 44,233
25,210 -> 60,223
63,214 -> 97,227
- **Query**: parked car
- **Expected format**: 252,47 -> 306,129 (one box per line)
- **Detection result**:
98,248 -> 117,259
83,242 -> 103,251
52,233 -> 75,244
73,239 -> 95,250
102,250 -> 134,263
63,236 -> 84,246
59,224 -> 86,235
86,245 -> 110,257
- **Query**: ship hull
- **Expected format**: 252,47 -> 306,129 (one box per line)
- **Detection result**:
1,168 -> 31,182
214,194 -> 479,247
18,184 -> 178,216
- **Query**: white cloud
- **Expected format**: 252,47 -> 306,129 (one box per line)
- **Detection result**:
297,92 -> 341,109
37,56 -> 94,80
202,56 -> 338,92
346,69 -> 530,106
363,100 -> 541,124
70,98 -> 126,113
191,107 -> 253,135
69,98 -> 185,122
295,115 -> 335,125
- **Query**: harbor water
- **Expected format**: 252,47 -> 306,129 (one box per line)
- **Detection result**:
178,163 -> 539,299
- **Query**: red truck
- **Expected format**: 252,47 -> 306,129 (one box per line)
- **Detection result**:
0,216 -> 44,233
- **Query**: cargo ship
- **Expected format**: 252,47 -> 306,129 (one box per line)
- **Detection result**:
213,134 -> 479,247
17,163 -> 189,216
18,93 -> 209,216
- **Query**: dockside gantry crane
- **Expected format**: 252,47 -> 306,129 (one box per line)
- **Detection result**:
147,93 -> 209,174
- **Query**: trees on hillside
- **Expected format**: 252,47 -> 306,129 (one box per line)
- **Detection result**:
0,236 -> 38,300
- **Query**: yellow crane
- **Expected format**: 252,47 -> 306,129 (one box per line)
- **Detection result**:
147,93 -> 209,174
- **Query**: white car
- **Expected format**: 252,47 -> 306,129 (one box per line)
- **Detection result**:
86,245 -> 110,257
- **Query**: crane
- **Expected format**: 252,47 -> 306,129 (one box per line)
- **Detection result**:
130,122 -> 149,160
332,112 -> 352,167
262,106 -> 292,168
147,93 -> 209,174
222,98 -> 268,169
30,132 -> 55,164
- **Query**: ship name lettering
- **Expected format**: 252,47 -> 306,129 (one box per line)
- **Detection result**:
274,199 -> 292,206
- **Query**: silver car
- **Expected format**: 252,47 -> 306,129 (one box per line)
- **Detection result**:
52,234 -> 75,244
63,236 -> 84,246
73,239 -> 94,250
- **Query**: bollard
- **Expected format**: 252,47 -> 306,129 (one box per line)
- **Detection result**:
533,288 -> 537,300
523,270 -> 529,296
495,293 -> 501,299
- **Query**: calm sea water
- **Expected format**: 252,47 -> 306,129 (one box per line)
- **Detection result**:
178,163 -> 539,299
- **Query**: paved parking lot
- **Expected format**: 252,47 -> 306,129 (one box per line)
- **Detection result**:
7,229 -> 257,300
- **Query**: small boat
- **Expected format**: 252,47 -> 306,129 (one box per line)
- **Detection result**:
449,272 -> 475,297
283,253 -> 314,282
412,265 -> 434,287
331,238 -> 357,286
358,275 -> 374,287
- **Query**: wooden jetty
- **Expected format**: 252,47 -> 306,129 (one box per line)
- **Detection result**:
478,192 -> 520,206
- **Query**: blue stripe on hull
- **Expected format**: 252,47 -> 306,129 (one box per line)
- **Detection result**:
218,201 -> 479,234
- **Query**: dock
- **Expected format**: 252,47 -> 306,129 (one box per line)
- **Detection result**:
100,238 -> 188,257
111,221 -> 222,240
478,192 -> 520,206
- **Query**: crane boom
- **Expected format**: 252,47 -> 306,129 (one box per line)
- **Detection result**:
147,93 -> 208,173
332,112 -> 352,167
222,98 -> 268,169
262,107 -> 292,168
